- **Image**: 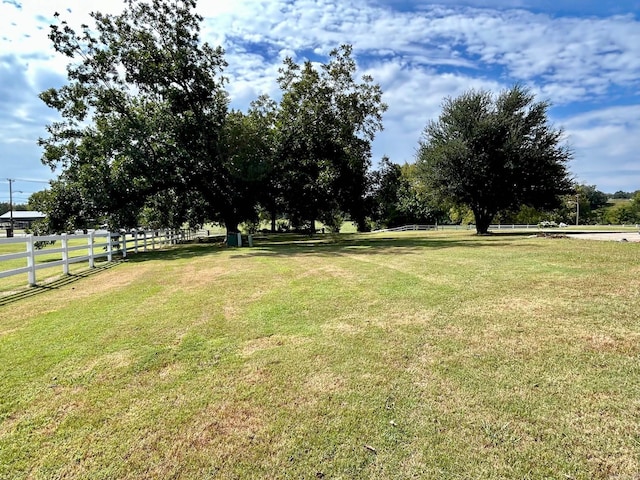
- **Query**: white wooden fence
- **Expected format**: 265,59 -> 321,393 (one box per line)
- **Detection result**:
0,229 -> 190,287
372,224 -> 550,233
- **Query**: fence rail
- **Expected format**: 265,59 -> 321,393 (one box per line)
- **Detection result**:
372,223 -> 640,233
0,229 -> 192,287
371,224 -> 537,233
372,224 -> 492,233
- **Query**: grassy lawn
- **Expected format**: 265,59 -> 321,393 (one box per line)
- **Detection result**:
1,231 -> 639,478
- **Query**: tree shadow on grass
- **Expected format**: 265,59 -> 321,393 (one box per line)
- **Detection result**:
121,241 -> 229,263
115,232 -> 537,263
0,232 -> 536,305
0,260 -> 121,307
230,232 -> 536,259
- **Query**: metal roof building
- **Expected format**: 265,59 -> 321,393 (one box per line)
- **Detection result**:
0,211 -> 46,229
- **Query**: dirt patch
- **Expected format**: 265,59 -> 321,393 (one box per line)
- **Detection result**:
534,232 -> 568,239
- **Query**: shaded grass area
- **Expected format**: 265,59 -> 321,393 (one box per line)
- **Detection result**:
1,231 -> 639,478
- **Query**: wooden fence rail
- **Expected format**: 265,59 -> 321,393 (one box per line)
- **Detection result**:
0,229 -> 191,287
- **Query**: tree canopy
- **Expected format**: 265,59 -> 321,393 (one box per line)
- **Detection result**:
416,85 -> 573,234
275,45 -> 387,233
38,1 -> 387,236
40,0 -> 228,231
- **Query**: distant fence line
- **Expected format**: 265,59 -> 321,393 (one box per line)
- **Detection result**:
0,229 -> 192,287
371,224 -> 531,233
372,223 -> 640,233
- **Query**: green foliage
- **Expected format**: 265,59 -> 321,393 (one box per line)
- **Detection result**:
369,158 -> 441,228
210,100 -> 277,232
574,184 -> 609,224
496,205 -> 546,225
0,202 -> 28,216
40,4 -> 385,237
318,208 -> 345,233
27,182 -> 95,233
600,192 -> 640,224
416,85 -> 573,234
40,0 -> 228,231
611,190 -> 634,199
276,45 -> 387,233
24,220 -> 57,250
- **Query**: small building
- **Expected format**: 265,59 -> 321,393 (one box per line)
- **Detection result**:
0,210 -> 46,229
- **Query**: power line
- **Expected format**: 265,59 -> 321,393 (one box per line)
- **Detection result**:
11,178 -> 52,184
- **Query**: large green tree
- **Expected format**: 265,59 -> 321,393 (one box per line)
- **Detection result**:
416,85 -> 573,234
39,0 -> 228,230
211,99 -> 277,233
276,45 -> 387,233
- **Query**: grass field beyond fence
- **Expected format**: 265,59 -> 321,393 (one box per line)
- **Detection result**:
1,231 -> 639,479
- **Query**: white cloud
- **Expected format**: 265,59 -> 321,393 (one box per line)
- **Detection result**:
366,59 -> 505,162
563,105 -> 640,191
1,0 -> 640,190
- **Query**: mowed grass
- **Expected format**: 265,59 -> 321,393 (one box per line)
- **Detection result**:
1,231 -> 639,479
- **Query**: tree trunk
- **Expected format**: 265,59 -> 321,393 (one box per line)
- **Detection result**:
310,219 -> 316,235
270,209 -> 276,233
355,216 -> 370,232
473,208 -> 493,235
224,218 -> 239,235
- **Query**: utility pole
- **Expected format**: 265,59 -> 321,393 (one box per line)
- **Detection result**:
575,194 -> 579,226
7,178 -> 14,236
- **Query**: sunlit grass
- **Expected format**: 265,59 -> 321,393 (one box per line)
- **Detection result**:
1,231 -> 639,478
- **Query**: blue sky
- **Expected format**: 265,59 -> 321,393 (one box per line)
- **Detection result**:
1,0 -> 639,205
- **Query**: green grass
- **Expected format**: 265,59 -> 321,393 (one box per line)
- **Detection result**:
1,231 -> 639,478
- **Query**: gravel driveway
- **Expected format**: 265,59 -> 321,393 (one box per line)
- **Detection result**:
563,232 -> 640,242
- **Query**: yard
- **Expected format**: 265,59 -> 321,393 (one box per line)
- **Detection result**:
1,231 -> 639,478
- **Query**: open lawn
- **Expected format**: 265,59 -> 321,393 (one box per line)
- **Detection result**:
1,231 -> 639,479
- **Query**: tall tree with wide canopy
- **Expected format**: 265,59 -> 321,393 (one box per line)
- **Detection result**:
39,0 -> 228,230
210,98 -> 277,233
416,85 -> 573,234
276,45 -> 387,232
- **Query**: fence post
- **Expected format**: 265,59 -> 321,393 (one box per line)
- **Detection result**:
143,231 -> 148,252
134,231 -> 139,254
62,233 -> 70,275
122,232 -> 127,258
88,231 -> 95,268
107,232 -> 113,262
27,235 -> 36,286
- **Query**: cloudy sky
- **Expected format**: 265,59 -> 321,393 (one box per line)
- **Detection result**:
1,0 -> 639,204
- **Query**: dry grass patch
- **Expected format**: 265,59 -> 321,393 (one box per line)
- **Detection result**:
240,334 -> 309,357
1,232 -> 639,479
